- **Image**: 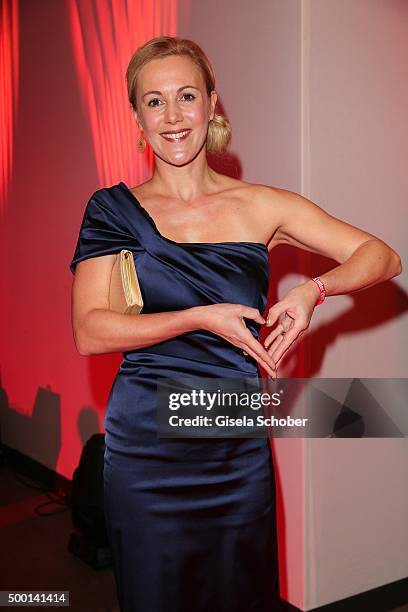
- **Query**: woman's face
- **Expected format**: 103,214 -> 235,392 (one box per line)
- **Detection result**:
133,55 -> 217,166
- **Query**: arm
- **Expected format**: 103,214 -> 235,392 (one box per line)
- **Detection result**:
260,187 -> 402,363
299,237 -> 402,307
270,188 -> 401,291
71,254 -> 201,356
71,252 -> 278,376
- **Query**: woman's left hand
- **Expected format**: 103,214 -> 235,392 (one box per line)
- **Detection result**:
263,281 -> 320,368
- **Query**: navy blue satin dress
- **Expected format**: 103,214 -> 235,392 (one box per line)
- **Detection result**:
70,182 -> 280,612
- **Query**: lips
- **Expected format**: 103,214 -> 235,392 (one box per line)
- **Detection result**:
161,129 -> 191,142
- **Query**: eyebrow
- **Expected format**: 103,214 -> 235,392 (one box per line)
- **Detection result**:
142,85 -> 200,99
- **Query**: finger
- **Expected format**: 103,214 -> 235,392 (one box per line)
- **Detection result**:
275,330 -> 305,365
266,332 -> 285,355
242,307 -> 266,325
242,340 -> 277,378
245,336 -> 277,372
271,330 -> 299,364
241,342 -> 276,377
264,322 -> 287,349
264,312 -> 294,348
264,304 -> 288,327
241,318 -> 253,351
244,349 -> 277,378
241,336 -> 277,377
270,327 -> 303,364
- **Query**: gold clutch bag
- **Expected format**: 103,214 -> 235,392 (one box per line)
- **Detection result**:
108,249 -> 143,315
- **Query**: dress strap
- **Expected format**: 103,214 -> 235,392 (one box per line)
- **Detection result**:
69,183 -> 155,274
115,182 -> 161,249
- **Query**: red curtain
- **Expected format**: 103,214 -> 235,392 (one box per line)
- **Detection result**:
0,0 -> 19,215
68,0 -> 177,187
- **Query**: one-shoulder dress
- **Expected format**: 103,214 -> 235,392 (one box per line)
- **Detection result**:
69,182 -> 280,612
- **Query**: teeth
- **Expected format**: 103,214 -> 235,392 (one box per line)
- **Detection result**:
162,130 -> 190,139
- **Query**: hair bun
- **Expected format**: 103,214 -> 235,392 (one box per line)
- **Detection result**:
207,112 -> 232,153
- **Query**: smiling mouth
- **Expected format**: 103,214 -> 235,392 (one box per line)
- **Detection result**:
161,129 -> 191,142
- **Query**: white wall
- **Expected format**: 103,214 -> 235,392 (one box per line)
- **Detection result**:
305,0 -> 407,378
303,0 -> 408,608
178,0 -> 301,190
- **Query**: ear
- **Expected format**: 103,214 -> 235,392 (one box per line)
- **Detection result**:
209,90 -> 218,120
131,107 -> 144,132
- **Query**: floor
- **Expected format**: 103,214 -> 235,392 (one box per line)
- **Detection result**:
0,460 -> 119,611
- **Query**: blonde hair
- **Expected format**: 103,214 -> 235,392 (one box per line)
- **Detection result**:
126,36 -> 231,154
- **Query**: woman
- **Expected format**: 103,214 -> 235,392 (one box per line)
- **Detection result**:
69,36 -> 402,612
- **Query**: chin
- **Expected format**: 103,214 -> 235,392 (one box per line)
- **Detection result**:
155,143 -> 206,166
168,156 -> 198,168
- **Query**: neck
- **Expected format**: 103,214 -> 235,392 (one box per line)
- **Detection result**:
148,147 -> 218,203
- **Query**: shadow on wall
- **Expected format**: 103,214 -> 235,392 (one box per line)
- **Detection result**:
0,352 -> 121,475
0,381 -> 62,471
260,249 -> 407,379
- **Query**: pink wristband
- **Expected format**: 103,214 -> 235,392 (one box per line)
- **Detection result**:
310,277 -> 326,305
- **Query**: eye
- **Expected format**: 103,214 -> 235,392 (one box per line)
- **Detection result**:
146,93 -> 196,107
147,98 -> 162,107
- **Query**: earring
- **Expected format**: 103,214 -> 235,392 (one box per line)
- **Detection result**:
136,132 -> 146,153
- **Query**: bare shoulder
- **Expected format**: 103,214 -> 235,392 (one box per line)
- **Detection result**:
244,182 -> 380,263
245,181 -> 308,214
220,179 -> 287,249
221,177 -> 285,205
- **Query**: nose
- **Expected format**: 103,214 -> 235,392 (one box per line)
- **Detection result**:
164,99 -> 183,125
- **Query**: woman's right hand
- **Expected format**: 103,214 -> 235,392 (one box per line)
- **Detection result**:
195,303 -> 277,378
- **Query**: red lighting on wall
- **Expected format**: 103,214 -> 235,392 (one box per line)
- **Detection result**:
68,0 -> 178,188
0,0 -> 19,215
